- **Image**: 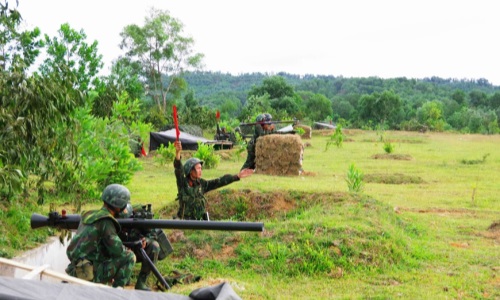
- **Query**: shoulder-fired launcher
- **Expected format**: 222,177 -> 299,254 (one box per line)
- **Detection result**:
31,211 -> 264,232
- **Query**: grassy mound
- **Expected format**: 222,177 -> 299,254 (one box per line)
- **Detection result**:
158,190 -> 427,279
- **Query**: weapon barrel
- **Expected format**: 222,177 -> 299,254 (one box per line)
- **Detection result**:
239,120 -> 294,126
119,219 -> 264,231
31,213 -> 264,232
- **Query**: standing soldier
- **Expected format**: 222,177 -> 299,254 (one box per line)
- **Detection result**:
173,140 -> 253,220
65,184 -> 136,288
241,113 -> 276,170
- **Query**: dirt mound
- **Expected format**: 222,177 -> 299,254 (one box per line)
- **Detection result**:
158,190 -> 350,221
488,221 -> 500,232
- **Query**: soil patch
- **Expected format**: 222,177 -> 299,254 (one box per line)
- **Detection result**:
371,153 -> 413,160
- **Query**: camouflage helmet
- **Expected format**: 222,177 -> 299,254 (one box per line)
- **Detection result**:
183,158 -> 204,177
255,114 -> 265,123
263,113 -> 273,124
101,184 -> 130,210
119,203 -> 134,218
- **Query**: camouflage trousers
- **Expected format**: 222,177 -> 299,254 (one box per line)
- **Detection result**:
241,139 -> 256,170
94,250 -> 136,287
134,239 -> 160,274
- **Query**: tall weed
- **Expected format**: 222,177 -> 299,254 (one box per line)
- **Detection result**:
346,163 -> 364,193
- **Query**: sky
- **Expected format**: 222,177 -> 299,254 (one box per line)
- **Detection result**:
17,0 -> 500,86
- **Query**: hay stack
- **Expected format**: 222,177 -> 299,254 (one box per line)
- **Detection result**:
296,124 -> 312,139
255,134 -> 304,176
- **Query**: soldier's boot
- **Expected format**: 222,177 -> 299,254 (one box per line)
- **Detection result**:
135,272 -> 151,291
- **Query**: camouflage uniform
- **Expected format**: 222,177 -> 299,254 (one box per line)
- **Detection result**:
66,207 -> 136,287
118,203 -> 160,287
241,113 -> 275,170
174,158 -> 240,220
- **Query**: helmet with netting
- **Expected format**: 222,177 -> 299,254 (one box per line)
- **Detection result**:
101,184 -> 130,210
183,158 -> 204,177
263,113 -> 273,124
255,114 -> 264,123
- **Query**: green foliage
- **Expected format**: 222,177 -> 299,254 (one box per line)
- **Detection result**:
232,132 -> 247,161
460,153 -> 489,165
40,23 -> 103,91
0,202 -> 50,257
383,142 -> 395,154
119,7 -> 203,114
65,92 -> 145,201
325,124 -> 345,150
154,143 -> 176,166
358,90 -> 402,128
346,163 -> 364,193
193,142 -> 220,169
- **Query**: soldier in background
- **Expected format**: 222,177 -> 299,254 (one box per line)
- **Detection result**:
65,184 -> 136,288
173,140 -> 253,220
240,113 -> 276,170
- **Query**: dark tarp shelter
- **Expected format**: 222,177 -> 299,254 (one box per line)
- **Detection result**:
150,129 -> 233,152
150,129 -> 210,151
0,276 -> 242,300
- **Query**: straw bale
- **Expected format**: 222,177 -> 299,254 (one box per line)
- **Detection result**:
297,124 -> 312,139
255,134 -> 304,176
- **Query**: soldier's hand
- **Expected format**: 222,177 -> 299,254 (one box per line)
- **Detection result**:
174,140 -> 182,160
141,237 -> 147,249
174,140 -> 182,152
238,168 -> 254,179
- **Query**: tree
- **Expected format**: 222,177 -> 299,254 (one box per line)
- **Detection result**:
469,90 -> 488,108
358,90 -> 402,127
302,93 -> 332,122
248,75 -> 295,99
119,7 -> 204,114
451,90 -> 466,106
40,23 -> 103,92
247,76 -> 301,119
92,58 -> 145,118
417,101 -> 446,131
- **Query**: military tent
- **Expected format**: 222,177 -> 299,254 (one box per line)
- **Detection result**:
149,129 -> 232,152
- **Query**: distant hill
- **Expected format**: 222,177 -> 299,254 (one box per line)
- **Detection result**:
183,71 -> 500,108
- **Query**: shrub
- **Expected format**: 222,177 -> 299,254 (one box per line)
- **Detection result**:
154,143 -> 176,166
194,142 -> 220,169
326,124 -> 344,150
346,163 -> 364,193
383,142 -> 395,154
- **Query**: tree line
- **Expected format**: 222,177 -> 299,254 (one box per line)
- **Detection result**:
183,71 -> 500,133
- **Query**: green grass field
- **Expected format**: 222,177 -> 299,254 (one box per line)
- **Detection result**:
124,130 -> 499,299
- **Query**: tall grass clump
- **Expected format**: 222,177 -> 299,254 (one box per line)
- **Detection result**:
383,141 -> 395,153
326,124 -> 345,150
460,153 -> 489,165
346,163 -> 364,193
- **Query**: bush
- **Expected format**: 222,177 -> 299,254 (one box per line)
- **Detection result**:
194,142 -> 220,169
154,143 -> 176,166
383,142 -> 395,154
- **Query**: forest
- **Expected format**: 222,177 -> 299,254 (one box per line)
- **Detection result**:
182,71 -> 500,134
